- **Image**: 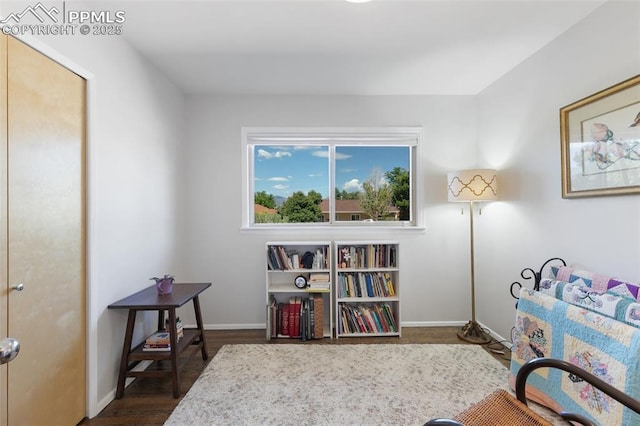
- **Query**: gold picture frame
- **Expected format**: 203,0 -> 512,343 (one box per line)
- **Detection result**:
560,74 -> 640,198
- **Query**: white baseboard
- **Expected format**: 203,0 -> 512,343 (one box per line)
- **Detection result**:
97,360 -> 153,418
199,321 -> 512,350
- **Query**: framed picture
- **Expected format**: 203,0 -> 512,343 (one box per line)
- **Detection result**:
560,74 -> 640,198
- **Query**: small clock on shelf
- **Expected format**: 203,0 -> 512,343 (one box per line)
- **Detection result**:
294,275 -> 308,289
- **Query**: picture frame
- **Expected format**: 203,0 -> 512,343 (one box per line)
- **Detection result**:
560,74 -> 640,198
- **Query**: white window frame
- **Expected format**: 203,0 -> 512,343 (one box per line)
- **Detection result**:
241,127 -> 424,230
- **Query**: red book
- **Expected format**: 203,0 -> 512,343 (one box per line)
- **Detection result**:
293,297 -> 301,338
280,303 -> 290,336
288,296 -> 296,338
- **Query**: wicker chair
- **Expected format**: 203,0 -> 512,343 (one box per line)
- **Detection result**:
425,357 -> 640,426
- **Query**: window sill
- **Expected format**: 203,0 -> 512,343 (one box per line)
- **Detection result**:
240,224 -> 426,235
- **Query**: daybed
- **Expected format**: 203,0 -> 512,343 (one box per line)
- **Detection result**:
508,259 -> 640,425
427,258 -> 640,425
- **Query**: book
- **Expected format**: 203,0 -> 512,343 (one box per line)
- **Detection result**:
307,277 -> 330,291
146,331 -> 171,345
365,274 -> 374,297
288,296 -> 296,337
300,299 -> 308,341
308,295 -> 314,339
313,294 -> 323,339
308,272 -> 330,282
293,296 -> 301,338
142,344 -> 171,351
281,303 -> 290,336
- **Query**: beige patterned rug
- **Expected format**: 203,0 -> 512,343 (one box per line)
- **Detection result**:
165,344 -> 561,425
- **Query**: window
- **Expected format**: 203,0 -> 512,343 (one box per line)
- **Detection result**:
242,127 -> 422,228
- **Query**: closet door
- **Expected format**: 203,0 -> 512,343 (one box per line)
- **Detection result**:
0,33 -> 8,426
5,35 -> 86,425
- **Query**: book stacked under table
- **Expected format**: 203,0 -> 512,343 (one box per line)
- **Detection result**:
142,317 -> 184,351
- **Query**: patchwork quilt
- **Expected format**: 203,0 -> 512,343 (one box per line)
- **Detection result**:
550,265 -> 640,302
510,288 -> 640,425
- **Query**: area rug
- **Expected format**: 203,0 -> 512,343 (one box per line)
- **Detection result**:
165,344 -> 561,425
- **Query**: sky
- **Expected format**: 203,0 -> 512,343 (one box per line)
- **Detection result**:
254,145 -> 409,199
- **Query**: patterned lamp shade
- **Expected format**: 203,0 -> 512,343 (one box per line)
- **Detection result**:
447,169 -> 498,202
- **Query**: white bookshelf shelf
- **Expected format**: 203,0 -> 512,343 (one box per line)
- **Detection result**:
266,241 -> 333,340
334,241 -> 400,338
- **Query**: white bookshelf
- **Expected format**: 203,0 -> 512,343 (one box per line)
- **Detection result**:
334,241 -> 400,338
266,241 -> 333,339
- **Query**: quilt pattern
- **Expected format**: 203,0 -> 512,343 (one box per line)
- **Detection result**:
539,278 -> 640,330
510,289 -> 640,425
550,266 -> 640,302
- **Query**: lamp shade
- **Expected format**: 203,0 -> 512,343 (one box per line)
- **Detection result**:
447,169 -> 497,202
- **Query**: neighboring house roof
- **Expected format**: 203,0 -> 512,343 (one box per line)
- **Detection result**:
319,199 -> 399,214
255,204 -> 277,214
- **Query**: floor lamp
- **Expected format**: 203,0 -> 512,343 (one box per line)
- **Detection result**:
447,169 -> 497,344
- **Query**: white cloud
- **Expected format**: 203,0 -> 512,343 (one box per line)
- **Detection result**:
257,148 -> 292,159
312,151 -> 350,160
268,177 -> 289,182
343,178 -> 362,192
273,184 -> 288,190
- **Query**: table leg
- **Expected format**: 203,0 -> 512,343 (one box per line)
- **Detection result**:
192,296 -> 208,360
115,309 -> 137,399
157,309 -> 165,332
167,308 -> 180,398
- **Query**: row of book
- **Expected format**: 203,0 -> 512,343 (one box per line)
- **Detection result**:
337,272 -> 395,298
142,317 -> 184,351
337,244 -> 397,269
268,294 -> 324,340
339,303 -> 398,335
267,246 -> 329,271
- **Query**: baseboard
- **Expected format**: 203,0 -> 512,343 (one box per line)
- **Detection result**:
199,321 -> 512,350
97,360 -> 153,418
203,323 -> 264,330
400,320 -> 467,327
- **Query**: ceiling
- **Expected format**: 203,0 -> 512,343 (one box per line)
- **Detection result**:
89,0 -> 608,95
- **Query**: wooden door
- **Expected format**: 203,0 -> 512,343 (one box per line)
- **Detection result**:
0,33 -> 8,426
3,35 -> 86,426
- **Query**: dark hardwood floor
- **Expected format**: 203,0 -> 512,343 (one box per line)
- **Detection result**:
79,327 -> 511,425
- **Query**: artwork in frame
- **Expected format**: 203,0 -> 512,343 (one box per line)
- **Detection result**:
560,74 -> 640,198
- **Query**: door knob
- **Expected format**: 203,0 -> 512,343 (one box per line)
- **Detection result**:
13,283 -> 24,292
0,338 -> 20,365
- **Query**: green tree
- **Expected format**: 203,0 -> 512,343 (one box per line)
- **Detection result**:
359,168 -> 392,220
386,167 -> 410,220
254,191 -> 276,209
278,191 -> 322,223
335,187 -> 360,200
255,212 -> 287,223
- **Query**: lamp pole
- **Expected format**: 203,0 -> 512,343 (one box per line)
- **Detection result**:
457,200 -> 491,344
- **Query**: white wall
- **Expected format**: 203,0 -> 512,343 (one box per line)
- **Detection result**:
3,0 -> 637,419
179,95 -> 480,330
476,0 -> 640,341
12,24 -> 185,418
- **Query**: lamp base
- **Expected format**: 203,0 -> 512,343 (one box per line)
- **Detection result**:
457,320 -> 492,344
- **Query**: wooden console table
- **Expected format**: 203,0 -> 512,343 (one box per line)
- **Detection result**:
108,282 -> 211,398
